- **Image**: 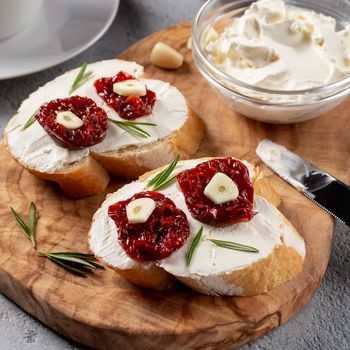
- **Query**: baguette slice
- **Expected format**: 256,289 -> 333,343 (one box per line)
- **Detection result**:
4,59 -> 204,198
89,158 -> 305,296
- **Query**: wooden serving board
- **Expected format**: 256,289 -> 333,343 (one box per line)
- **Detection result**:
0,23 -> 349,349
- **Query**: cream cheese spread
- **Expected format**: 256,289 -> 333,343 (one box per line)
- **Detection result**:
5,59 -> 188,173
206,0 -> 350,90
89,159 -> 305,277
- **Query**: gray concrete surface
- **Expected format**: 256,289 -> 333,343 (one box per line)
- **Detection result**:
0,0 -> 349,349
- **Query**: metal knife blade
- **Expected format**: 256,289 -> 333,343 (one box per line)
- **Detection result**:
256,139 -> 350,227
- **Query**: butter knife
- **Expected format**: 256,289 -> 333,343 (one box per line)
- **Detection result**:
256,139 -> 350,227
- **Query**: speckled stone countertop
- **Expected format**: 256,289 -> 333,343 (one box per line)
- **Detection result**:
0,0 -> 349,349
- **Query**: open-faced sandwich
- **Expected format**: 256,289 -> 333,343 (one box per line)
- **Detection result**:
5,59 -> 203,198
89,157 -> 305,296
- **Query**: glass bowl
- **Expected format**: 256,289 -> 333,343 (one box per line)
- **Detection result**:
192,0 -> 350,123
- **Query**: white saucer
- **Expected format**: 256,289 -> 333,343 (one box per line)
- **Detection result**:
0,0 -> 120,80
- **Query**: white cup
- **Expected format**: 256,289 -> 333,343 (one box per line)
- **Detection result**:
0,0 -> 43,40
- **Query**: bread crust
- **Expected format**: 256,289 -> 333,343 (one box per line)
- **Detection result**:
176,245 -> 303,296
89,159 -> 304,295
91,108 -> 204,178
175,216 -> 304,296
5,108 -> 204,198
28,156 -> 110,198
112,264 -> 176,291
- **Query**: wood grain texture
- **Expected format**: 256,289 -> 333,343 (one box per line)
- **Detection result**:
0,22 -> 348,349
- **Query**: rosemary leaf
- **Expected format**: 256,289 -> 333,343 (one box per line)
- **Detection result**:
10,202 -> 37,248
145,154 -> 180,190
10,207 -> 31,241
151,174 -> 177,192
123,121 -> 158,126
43,256 -> 88,277
186,226 -> 203,269
38,251 -> 104,277
58,253 -> 104,268
116,122 -> 149,138
28,202 -> 37,249
108,118 -> 157,138
207,238 -> 259,253
89,261 -> 105,269
21,110 -> 38,130
45,254 -> 97,269
69,63 -> 93,94
45,252 -> 96,259
44,252 -> 104,269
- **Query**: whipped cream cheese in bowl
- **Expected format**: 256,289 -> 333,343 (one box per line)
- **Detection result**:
192,0 -> 350,123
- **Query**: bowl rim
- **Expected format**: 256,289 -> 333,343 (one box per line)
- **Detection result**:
192,0 -> 350,96
194,56 -> 350,107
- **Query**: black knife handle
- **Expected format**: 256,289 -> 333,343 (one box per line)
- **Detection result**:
309,180 -> 350,227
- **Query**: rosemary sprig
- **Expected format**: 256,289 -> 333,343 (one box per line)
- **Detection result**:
145,154 -> 180,191
10,201 -> 103,277
69,63 -> 93,94
28,202 -> 37,246
108,118 -> 157,138
38,252 -> 103,277
152,174 -> 177,192
10,202 -> 37,249
186,226 -> 203,269
21,109 -> 38,130
207,238 -> 259,253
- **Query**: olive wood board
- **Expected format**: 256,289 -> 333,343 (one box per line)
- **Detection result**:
0,22 -> 349,350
